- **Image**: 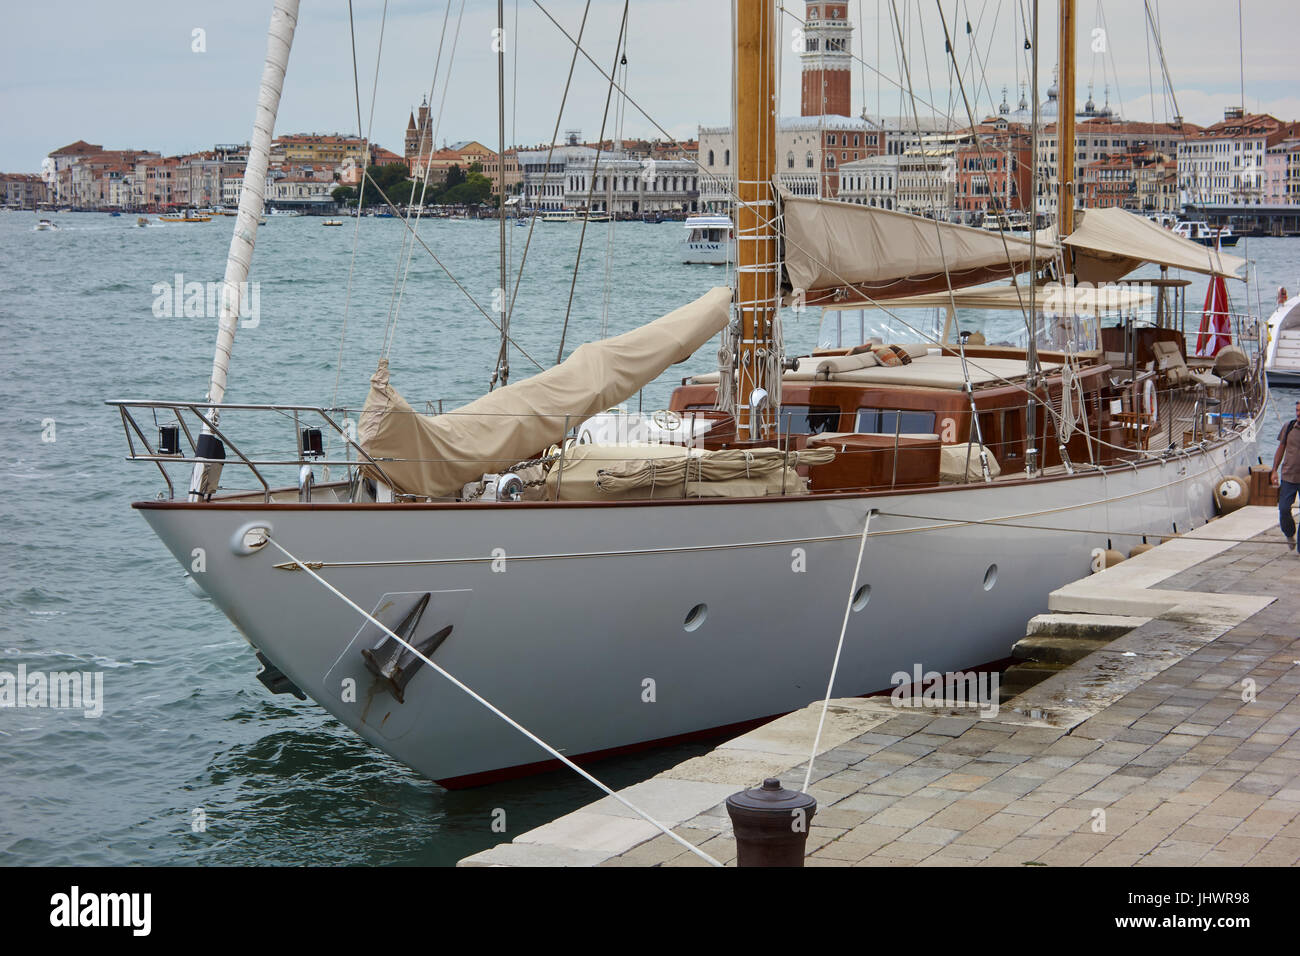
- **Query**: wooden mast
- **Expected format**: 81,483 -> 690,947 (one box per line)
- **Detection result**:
735,0 -> 779,441
1057,0 -> 1076,240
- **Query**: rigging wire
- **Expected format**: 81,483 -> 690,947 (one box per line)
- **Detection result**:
362,170 -> 545,371
556,1 -> 630,366
529,0 -> 1258,461
495,0 -> 595,390
385,0 -> 467,360
331,0 -> 390,412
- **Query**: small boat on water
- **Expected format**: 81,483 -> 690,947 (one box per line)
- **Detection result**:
322,219 -> 343,226
680,214 -> 735,264
1265,291 -> 1300,386
980,212 -> 1031,234
1173,220 -> 1239,247
159,209 -> 212,223
136,217 -> 149,227
34,219 -> 57,231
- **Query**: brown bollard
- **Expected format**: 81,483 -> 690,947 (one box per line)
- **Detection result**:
725,778 -> 817,867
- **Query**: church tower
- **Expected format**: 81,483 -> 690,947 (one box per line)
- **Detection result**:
801,3 -> 853,117
404,96 -> 432,168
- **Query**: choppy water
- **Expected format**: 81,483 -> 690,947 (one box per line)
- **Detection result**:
0,211 -> 1295,866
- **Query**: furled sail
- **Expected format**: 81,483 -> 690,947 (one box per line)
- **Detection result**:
1061,207 -> 1247,284
358,286 -> 733,498
780,189 -> 1053,306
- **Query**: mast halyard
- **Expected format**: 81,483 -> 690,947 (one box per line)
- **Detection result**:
495,0 -> 510,388
734,0 -> 780,441
190,0 -> 299,500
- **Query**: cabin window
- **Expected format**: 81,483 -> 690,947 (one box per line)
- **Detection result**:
780,404 -> 840,435
855,407 -> 936,435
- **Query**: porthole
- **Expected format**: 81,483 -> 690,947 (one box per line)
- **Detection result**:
983,564 -> 998,591
684,603 -> 708,632
851,584 -> 872,611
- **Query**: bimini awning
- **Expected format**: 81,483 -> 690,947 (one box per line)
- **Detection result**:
357,286 -> 732,498
1062,207 -> 1247,283
780,189 -> 1056,306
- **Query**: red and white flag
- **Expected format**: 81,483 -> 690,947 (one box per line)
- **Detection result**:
1195,274 -> 1232,357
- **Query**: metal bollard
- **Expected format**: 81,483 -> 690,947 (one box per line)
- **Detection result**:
725,778 -> 817,867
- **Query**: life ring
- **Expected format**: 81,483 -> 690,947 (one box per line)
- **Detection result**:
1142,378 -> 1158,420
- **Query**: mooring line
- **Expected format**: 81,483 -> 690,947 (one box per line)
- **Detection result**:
263,535 -> 723,867
803,508 -> 875,794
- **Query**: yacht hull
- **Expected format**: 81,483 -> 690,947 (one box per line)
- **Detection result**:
137,432 -> 1256,787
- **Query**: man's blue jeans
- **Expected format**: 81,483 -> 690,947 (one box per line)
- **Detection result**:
1281,479 -> 1299,543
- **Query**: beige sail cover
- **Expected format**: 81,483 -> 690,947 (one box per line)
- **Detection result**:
358,286 -> 733,498
780,189 -> 1051,305
1062,207 -> 1246,283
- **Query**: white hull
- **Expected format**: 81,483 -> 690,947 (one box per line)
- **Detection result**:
137,427 -> 1256,786
680,239 -> 736,265
1266,298 -> 1300,386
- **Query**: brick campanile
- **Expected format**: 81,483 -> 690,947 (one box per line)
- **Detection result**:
800,2 -> 853,117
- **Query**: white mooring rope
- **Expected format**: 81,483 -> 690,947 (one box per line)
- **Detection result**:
802,508 -> 875,794
263,535 -> 722,867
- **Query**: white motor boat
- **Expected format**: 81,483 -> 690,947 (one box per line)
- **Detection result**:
681,215 -> 735,264
1173,219 -> 1239,247
34,218 -> 58,231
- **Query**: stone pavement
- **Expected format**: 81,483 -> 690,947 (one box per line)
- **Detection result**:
461,506 -> 1300,867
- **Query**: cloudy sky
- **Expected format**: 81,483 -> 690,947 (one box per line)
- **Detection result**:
3,0 -> 1297,172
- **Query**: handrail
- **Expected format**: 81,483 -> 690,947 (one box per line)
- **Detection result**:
107,399 -> 401,499
107,383 -> 1262,502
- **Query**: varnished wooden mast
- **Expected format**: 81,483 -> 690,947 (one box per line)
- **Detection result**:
735,0 -> 778,440
1057,0 -> 1076,238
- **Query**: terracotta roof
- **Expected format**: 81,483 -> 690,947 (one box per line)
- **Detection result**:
49,140 -> 102,156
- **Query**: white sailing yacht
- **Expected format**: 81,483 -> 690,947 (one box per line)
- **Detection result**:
113,0 -> 1267,787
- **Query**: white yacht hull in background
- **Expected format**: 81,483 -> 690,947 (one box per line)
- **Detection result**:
1266,298 -> 1300,386
137,427 -> 1256,787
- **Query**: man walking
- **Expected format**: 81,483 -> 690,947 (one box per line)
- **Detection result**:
1272,399 -> 1300,552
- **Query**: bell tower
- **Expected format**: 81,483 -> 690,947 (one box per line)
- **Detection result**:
801,3 -> 853,117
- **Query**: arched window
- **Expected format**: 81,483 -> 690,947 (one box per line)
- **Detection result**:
708,150 -> 714,166
787,151 -> 795,169
724,149 -> 730,166
806,151 -> 814,169
826,154 -> 836,169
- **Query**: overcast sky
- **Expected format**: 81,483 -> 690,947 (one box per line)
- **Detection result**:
3,0 -> 1297,172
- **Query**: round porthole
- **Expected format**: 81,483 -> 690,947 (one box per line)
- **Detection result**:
983,564 -> 998,591
684,603 -> 708,632
851,584 -> 872,611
